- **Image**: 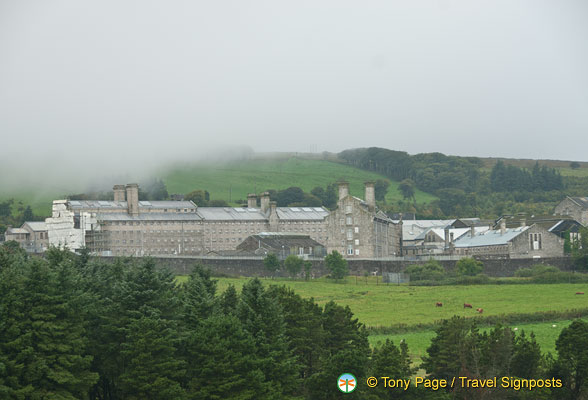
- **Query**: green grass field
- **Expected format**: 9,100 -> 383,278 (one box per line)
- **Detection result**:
175,276 -> 587,358
161,157 -> 437,205
198,277 -> 588,328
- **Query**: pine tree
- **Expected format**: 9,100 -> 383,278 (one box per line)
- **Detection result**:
119,308 -> 186,399
237,279 -> 299,398
184,314 -> 267,400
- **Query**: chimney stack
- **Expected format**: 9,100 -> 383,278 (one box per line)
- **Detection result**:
520,218 -> 526,227
444,227 -> 450,249
270,201 -> 277,213
260,192 -> 270,214
338,181 -> 349,201
113,185 -> 126,202
247,193 -> 257,208
470,226 -> 475,238
500,219 -> 506,235
126,183 -> 139,216
364,181 -> 376,211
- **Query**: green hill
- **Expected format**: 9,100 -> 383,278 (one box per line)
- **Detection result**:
161,157 -> 437,205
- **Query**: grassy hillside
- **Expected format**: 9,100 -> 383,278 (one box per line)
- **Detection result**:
161,157 -> 437,205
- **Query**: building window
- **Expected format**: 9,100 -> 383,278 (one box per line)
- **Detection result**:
347,229 -> 353,240
346,216 -> 352,225
355,239 -> 359,245
355,249 -> 360,256
345,205 -> 352,214
347,245 -> 353,255
354,227 -> 359,233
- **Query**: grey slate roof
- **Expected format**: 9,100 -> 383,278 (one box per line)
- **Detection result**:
97,213 -> 202,221
453,226 -> 529,248
275,207 -> 329,221
68,200 -> 197,210
196,207 -> 268,221
23,221 -> 47,231
569,197 -> 588,209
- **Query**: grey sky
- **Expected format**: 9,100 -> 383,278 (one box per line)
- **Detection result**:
1,0 -> 587,186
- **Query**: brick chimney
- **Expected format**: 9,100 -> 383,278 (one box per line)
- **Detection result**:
364,181 -> 375,211
500,219 -> 506,235
113,185 -> 126,202
126,183 -> 139,216
338,181 -> 349,201
247,193 -> 257,208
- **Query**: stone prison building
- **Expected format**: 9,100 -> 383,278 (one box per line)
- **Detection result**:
45,183 -> 402,259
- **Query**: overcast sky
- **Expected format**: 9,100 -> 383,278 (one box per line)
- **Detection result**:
1,0 -> 588,186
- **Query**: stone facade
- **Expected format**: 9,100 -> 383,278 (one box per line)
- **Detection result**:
46,182 -> 402,258
325,183 -> 401,258
554,197 -> 588,226
452,223 -> 563,258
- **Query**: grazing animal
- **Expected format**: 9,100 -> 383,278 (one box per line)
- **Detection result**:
464,303 -> 473,309
435,302 -> 443,307
576,292 -> 584,295
476,308 -> 483,314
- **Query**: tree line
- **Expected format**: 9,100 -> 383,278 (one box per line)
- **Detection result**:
338,147 -> 582,218
1,245 -> 587,399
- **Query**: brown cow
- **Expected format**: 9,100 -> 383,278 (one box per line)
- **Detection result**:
476,308 -> 483,314
576,292 -> 584,295
464,303 -> 473,308
435,302 -> 443,307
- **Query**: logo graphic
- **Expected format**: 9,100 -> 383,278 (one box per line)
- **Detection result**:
338,373 -> 357,393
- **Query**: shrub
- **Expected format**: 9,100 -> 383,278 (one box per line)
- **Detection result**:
405,260 -> 446,281
515,264 -> 559,278
456,257 -> 483,276
324,251 -> 348,280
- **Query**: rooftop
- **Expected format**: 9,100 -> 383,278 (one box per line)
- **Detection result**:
453,226 -> 529,248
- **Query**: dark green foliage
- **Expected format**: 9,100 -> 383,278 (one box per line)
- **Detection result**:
324,250 -> 348,280
374,179 -> 390,202
185,190 -> 210,206
421,316 -> 479,381
0,255 -> 98,398
398,178 -> 415,201
405,259 -> 445,281
219,284 -> 239,315
208,199 -> 229,207
554,320 -> 588,398
183,314 -> 266,399
237,279 -> 299,398
570,161 -> 581,169
0,240 -> 27,271
119,309 -> 186,399
275,186 -> 305,206
311,183 -> 338,209
284,254 -> 303,278
456,257 -> 483,276
306,301 -> 370,399
263,253 -> 281,277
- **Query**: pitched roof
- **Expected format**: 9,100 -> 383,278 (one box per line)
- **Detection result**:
67,200 -> 197,210
569,197 -> 588,209
453,226 -> 529,248
97,213 -> 202,221
23,221 -> 47,231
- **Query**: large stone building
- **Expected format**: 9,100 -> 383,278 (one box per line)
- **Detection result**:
45,182 -> 402,258
451,220 -> 563,258
4,221 -> 48,253
554,197 -> 588,226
